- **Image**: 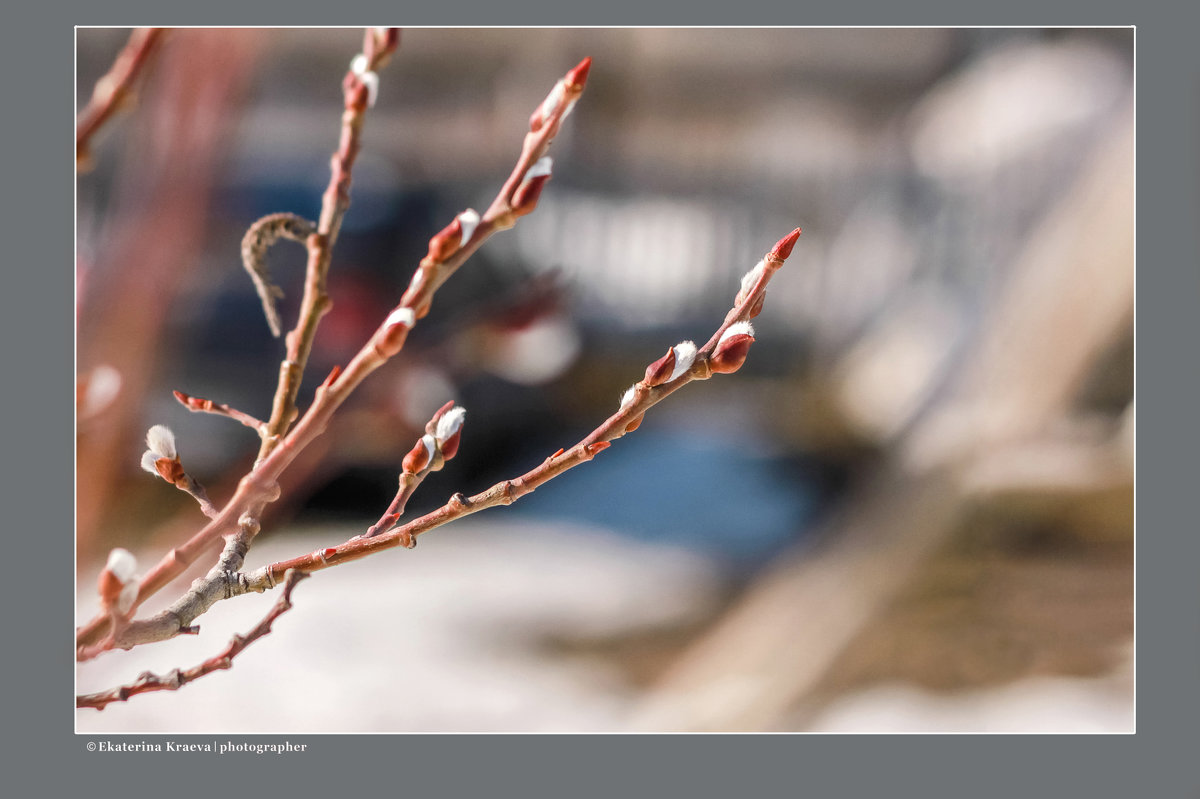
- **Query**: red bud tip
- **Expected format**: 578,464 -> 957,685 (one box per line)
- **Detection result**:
770,228 -> 801,261
710,334 -> 755,374
322,365 -> 342,388
565,57 -> 592,90
644,348 -> 677,387
512,174 -> 551,216
427,218 -> 463,262
625,414 -> 644,433
323,548 -> 337,558
172,390 -> 210,411
551,448 -> 565,459
440,430 -> 462,461
586,441 -> 611,457
402,437 -> 432,474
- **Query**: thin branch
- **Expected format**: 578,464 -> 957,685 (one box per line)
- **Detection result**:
400,58 -> 591,320
77,570 -> 308,710
76,27 -> 168,169
175,475 -> 219,520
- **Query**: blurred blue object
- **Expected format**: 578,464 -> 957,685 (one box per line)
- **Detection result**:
506,428 -> 821,569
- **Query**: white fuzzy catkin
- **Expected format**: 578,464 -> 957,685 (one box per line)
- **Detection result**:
456,209 -> 481,244
145,425 -> 177,459
105,548 -> 138,584
140,450 -> 161,475
435,407 -> 467,443
668,341 -> 698,382
620,385 -> 638,409
526,157 -> 554,180
384,306 -> 416,330
419,434 -> 438,460
740,260 -> 766,298
718,321 -> 755,345
350,54 -> 379,107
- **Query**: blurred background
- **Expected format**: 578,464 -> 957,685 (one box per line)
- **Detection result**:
76,27 -> 1133,732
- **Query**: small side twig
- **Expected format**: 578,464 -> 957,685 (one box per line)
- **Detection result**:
362,400 -> 466,542
76,27 -> 168,169
76,570 -> 308,710
173,390 -> 265,433
138,425 -> 220,520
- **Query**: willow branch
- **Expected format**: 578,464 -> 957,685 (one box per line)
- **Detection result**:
76,51 -> 590,655
94,225 -> 796,655
76,27 -> 168,169
76,570 -> 308,710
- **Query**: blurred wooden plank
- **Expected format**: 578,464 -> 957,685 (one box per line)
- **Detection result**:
634,105 -> 1133,731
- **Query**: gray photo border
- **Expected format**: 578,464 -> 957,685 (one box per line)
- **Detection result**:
16,0 -> 1190,795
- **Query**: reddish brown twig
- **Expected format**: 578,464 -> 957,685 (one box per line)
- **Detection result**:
76,27 -> 168,169
255,28 -> 401,463
76,570 -> 308,710
75,48 -> 590,655
173,390 -> 265,433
